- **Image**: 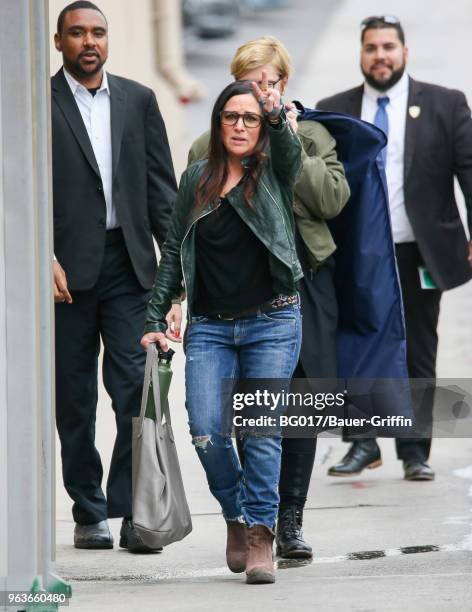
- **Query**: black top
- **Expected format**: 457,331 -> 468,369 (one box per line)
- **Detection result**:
194,197 -> 273,315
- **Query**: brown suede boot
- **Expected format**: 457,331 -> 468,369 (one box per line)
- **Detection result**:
245,524 -> 275,584
226,520 -> 247,573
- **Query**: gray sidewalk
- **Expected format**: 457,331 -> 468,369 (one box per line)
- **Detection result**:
55,1 -> 472,610
56,435 -> 472,611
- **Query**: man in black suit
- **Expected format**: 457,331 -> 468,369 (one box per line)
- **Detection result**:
52,1 -> 178,551
318,16 -> 472,481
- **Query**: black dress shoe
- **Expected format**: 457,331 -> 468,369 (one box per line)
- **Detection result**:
119,518 -> 163,554
403,461 -> 435,481
327,440 -> 382,476
74,520 -> 114,549
276,507 -> 313,559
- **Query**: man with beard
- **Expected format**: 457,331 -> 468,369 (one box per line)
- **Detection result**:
52,1 -> 178,551
318,16 -> 472,480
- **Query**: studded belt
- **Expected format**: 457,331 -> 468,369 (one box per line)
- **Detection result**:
211,293 -> 299,321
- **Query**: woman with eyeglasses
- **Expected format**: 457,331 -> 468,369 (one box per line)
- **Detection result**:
188,36 -> 350,561
141,77 -> 302,584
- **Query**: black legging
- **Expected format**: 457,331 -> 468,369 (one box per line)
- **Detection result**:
278,435 -> 317,511
278,361 -> 317,511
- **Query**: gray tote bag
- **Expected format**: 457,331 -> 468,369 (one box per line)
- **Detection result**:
132,345 -> 192,548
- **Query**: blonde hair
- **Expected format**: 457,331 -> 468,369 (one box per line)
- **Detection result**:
230,36 -> 292,80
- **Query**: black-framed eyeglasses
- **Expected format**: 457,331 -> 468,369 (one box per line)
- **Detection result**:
360,15 -> 400,30
220,111 -> 263,128
255,76 -> 283,90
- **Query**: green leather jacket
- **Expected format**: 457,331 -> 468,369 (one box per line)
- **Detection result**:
188,119 -> 350,269
144,117 -> 303,333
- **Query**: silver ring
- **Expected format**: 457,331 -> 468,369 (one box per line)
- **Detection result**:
259,98 -> 267,107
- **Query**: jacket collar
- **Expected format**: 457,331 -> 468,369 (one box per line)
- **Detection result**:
354,74 -> 421,183
51,68 -> 100,177
107,73 -> 127,179
51,67 -> 127,179
346,85 -> 364,118
404,76 -> 423,183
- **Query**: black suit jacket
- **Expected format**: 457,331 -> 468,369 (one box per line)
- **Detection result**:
51,68 -> 177,290
317,77 -> 472,290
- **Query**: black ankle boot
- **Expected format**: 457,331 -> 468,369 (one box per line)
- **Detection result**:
327,439 -> 382,476
276,507 -> 313,559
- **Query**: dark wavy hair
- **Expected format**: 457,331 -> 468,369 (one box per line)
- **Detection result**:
195,81 -> 269,210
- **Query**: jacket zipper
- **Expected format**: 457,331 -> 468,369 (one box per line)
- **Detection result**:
180,202 -> 221,319
260,178 -> 294,266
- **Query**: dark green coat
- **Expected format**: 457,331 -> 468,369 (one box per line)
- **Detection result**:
188,119 -> 350,270
144,118 -> 302,333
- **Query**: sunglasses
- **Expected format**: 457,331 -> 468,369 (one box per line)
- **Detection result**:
220,111 -> 263,128
361,15 -> 400,30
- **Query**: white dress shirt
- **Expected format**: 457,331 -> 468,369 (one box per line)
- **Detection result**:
63,68 -> 118,230
361,71 -> 415,243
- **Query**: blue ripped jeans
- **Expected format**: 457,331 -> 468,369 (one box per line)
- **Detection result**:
184,304 -> 301,528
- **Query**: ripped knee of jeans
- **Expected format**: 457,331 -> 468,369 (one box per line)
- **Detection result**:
192,433 -> 232,453
192,435 -> 212,452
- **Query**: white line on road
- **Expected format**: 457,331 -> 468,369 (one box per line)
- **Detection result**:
305,572 -> 472,580
62,543 -> 469,583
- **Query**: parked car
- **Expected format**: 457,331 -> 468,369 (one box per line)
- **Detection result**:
245,0 -> 290,7
183,0 -> 239,38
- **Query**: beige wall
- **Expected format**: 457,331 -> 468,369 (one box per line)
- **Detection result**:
49,0 -> 188,174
